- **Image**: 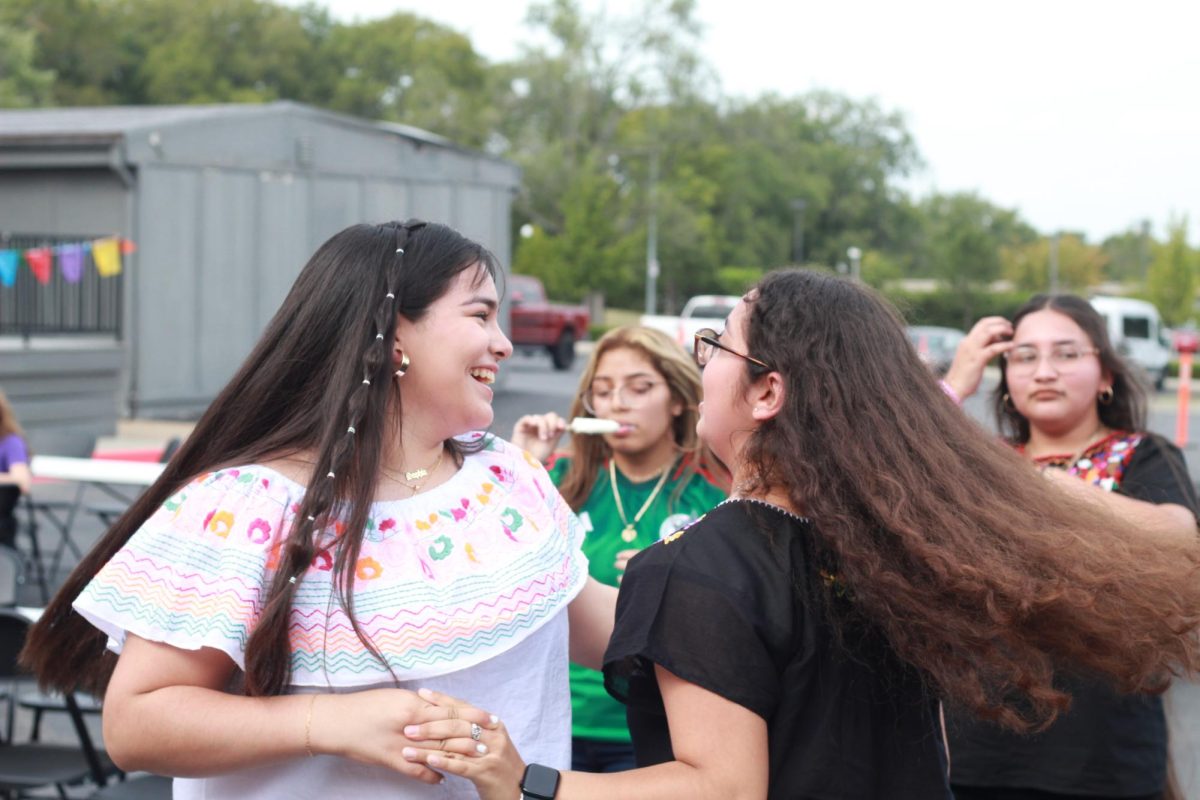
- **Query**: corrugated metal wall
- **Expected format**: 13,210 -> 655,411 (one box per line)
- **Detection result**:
0,104 -> 518,446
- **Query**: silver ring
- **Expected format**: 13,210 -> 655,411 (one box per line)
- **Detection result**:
470,723 -> 482,741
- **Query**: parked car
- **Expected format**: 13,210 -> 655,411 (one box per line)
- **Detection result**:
641,295 -> 741,353
1089,296 -> 1172,390
905,325 -> 965,376
508,274 -> 590,370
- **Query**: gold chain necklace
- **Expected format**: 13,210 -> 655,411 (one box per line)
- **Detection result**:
609,458 -> 674,543
381,446 -> 445,494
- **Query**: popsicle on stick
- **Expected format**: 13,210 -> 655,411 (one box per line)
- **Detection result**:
568,417 -> 628,435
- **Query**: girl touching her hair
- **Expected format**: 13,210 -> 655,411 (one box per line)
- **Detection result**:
943,294 -> 1199,800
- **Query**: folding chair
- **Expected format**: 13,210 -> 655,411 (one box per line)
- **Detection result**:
0,609 -> 119,798
0,548 -> 25,609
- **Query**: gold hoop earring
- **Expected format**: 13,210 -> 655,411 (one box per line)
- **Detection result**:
1098,386 -> 1114,405
394,351 -> 410,379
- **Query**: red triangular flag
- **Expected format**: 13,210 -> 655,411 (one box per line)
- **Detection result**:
24,248 -> 52,285
119,238 -> 138,255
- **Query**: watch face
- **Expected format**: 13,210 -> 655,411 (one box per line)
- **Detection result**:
522,763 -> 560,798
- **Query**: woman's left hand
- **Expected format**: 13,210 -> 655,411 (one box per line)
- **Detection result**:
402,688 -> 527,800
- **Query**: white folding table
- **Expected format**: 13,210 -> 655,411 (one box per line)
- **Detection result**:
28,456 -> 165,585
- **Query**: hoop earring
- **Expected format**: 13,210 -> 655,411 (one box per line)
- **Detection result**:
394,351 -> 410,379
1002,392 -> 1014,410
1098,386 -> 1114,405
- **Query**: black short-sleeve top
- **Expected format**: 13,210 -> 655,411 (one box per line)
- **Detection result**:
947,432 -> 1200,796
603,499 -> 952,800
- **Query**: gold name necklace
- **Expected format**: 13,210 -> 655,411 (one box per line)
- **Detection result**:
609,457 -> 674,543
382,446 -> 445,495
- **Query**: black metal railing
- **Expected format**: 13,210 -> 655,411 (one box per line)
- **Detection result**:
0,232 -> 123,339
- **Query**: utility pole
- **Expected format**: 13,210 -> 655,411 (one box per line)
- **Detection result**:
644,150 -> 660,315
1139,219 -> 1151,281
1049,233 -> 1060,292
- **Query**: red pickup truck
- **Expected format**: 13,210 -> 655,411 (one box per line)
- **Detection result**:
509,274 -> 590,370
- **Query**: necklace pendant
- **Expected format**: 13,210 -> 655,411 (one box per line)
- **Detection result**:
404,468 -> 429,481
621,524 -> 638,543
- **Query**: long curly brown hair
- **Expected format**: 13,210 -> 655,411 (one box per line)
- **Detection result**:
737,269 -> 1200,732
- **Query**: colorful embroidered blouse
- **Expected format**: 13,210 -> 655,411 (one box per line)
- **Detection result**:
1015,430 -> 1142,492
74,434 -> 589,686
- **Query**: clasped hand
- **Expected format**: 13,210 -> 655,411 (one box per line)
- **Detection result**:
312,687 -> 514,789
397,688 -> 527,799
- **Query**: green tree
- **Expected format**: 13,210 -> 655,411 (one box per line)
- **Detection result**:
0,25 -> 55,107
1,0 -> 127,104
317,12 -> 491,147
920,192 -> 1036,326
512,156 -> 642,307
1101,224 -> 1155,284
1001,234 -> 1107,293
1146,218 -> 1196,325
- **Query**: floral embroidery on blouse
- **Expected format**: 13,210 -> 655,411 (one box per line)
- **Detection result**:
1017,430 -> 1143,493
73,434 -> 588,687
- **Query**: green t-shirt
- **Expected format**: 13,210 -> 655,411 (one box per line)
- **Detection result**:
548,455 -> 725,742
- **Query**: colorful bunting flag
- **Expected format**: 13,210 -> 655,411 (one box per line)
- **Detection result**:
24,247 -> 52,285
0,236 -> 135,287
0,250 -> 17,287
92,238 -> 121,277
58,244 -> 85,284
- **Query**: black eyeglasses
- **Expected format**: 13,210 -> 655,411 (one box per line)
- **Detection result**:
693,328 -> 773,371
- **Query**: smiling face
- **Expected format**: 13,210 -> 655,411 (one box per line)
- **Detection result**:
696,299 -> 757,468
587,346 -> 682,457
393,266 -> 512,438
1005,308 -> 1109,437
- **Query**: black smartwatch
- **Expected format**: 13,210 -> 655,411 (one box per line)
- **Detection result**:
520,763 -> 561,799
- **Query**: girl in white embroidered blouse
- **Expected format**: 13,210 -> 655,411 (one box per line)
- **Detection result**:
23,221 -> 617,799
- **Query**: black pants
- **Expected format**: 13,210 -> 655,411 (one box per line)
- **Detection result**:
0,513 -> 16,550
952,786 -> 1161,800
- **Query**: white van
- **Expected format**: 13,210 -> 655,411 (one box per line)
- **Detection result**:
1089,296 -> 1173,390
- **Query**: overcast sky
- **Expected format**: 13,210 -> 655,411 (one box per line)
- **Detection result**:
297,0 -> 1200,244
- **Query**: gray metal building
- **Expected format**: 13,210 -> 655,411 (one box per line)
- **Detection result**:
0,102 -> 520,455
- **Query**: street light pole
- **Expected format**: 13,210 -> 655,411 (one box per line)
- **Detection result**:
790,198 -> 807,265
645,150 -> 660,315
1048,233 -> 1060,292
847,246 -> 862,282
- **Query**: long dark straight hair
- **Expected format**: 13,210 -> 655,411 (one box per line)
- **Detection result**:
993,293 -> 1148,443
736,269 -> 1200,731
23,220 -> 498,697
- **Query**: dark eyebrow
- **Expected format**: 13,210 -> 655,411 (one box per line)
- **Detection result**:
593,372 -> 656,382
462,297 -> 498,311
1013,339 -> 1087,348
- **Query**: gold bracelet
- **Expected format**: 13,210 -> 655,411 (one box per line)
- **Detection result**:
304,694 -> 318,758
